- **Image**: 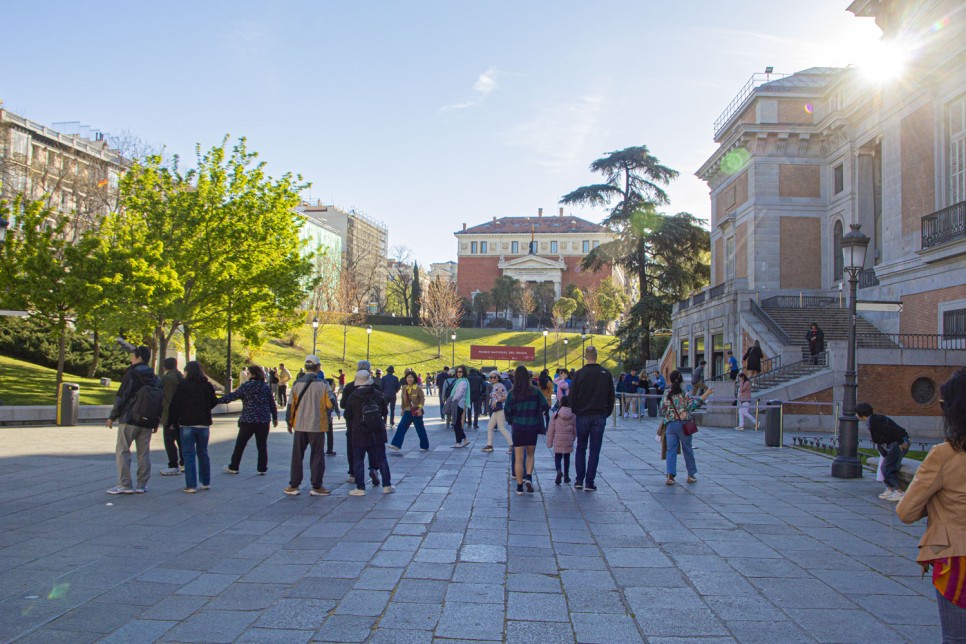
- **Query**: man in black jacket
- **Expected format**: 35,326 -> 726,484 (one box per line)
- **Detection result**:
105,345 -> 160,495
569,346 -> 615,492
857,402 -> 910,502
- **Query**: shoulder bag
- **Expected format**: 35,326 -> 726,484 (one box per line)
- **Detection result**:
670,396 -> 699,436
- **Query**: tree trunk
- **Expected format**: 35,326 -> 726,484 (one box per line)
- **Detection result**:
87,327 -> 100,378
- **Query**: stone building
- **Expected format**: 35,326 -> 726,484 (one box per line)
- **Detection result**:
454,208 -> 622,307
666,0 -> 966,436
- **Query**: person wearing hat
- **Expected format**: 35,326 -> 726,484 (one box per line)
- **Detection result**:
340,359 -> 383,487
283,355 -> 334,496
381,366 -> 401,426
345,370 -> 393,496
106,344 -> 161,495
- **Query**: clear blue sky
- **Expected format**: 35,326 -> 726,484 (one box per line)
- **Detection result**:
3,1 -> 881,264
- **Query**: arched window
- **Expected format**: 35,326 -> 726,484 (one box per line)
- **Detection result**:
833,220 -> 844,281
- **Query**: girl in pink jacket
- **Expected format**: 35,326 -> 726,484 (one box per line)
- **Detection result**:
546,396 -> 577,486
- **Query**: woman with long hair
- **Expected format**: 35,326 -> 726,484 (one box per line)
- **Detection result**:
388,371 -> 430,452
504,365 -> 550,495
168,361 -> 218,493
898,369 -> 966,641
445,365 -> 471,448
218,365 -> 278,475
659,370 -> 712,486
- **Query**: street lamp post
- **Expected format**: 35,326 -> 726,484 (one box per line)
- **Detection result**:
451,332 -> 457,365
311,317 -> 320,355
542,328 -> 548,372
366,325 -> 372,362
563,338 -> 569,369
832,223 -> 870,479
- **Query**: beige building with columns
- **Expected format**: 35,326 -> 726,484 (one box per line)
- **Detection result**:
666,0 -> 966,436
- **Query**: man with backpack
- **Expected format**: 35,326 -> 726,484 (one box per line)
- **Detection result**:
284,355 -> 334,496
106,344 -> 163,495
345,370 -> 393,496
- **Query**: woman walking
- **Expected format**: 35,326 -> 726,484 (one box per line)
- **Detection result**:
388,371 -> 430,452
219,365 -> 278,475
445,365 -> 471,448
742,340 -> 765,378
505,365 -> 550,495
659,370 -> 712,486
897,369 -> 966,641
482,371 -> 512,453
546,395 -> 576,485
735,372 -> 757,431
168,361 -> 218,493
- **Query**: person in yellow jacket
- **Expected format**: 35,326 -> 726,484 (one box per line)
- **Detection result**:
283,355 -> 333,496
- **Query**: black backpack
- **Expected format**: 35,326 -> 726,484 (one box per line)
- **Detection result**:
130,379 -> 164,429
360,390 -> 385,434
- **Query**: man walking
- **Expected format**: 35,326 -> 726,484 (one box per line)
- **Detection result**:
381,366 -> 401,426
570,346 -> 614,492
106,344 -> 160,495
278,363 -> 292,405
284,355 -> 334,496
435,367 -> 451,420
159,357 -> 184,476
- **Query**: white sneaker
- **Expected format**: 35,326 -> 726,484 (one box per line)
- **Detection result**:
878,488 -> 894,499
383,486 -> 395,494
349,488 -> 366,497
886,490 -> 905,502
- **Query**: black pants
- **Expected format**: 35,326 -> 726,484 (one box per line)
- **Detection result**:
353,443 -> 390,490
289,431 -> 326,489
554,453 -> 571,477
453,407 -> 467,442
230,421 -> 270,473
163,424 -> 183,469
385,396 -> 397,426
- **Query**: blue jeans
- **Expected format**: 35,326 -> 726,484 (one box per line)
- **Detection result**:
937,588 -> 966,643
665,420 -> 696,477
391,411 -> 429,450
179,426 -> 211,489
574,415 -> 606,486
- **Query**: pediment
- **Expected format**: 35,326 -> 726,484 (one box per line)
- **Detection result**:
498,255 -> 566,270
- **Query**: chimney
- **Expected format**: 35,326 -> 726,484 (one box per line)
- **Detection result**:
538,208 -> 543,217
462,223 -> 467,231
559,207 -> 564,216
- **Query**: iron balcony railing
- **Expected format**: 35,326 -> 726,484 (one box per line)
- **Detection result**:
857,333 -> 966,350
922,200 -> 966,249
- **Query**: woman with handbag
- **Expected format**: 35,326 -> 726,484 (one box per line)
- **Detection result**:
388,371 -> 430,453
660,370 -> 712,486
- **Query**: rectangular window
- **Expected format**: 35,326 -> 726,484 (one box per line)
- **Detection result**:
470,241 -> 477,254
550,241 -> 558,253
582,240 -> 590,253
950,95 -> 966,204
481,241 -> 487,253
834,163 -> 844,194
511,241 -> 519,253
945,308 -> 966,337
725,236 -> 735,281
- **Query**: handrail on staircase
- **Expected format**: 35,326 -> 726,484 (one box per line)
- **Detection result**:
749,299 -> 792,345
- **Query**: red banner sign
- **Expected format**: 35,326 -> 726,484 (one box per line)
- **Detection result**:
470,345 -> 535,362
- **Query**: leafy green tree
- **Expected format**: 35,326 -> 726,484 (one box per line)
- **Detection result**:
561,146 -> 709,364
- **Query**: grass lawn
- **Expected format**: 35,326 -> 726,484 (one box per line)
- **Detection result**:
251,324 -> 622,378
0,354 -> 117,406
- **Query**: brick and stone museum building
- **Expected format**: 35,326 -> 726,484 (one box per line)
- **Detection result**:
665,0 -> 966,436
454,207 -> 624,309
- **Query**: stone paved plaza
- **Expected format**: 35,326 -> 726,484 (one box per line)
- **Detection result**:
0,408 -> 937,643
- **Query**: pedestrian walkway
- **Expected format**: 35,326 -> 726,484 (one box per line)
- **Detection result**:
0,407 -> 934,643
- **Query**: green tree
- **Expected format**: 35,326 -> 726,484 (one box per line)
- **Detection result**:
561,145 -> 708,364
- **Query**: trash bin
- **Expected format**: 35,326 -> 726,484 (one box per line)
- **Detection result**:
58,383 -> 80,426
646,387 -> 658,417
764,400 -> 782,447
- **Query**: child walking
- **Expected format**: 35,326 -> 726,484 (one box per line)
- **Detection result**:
546,396 -> 577,486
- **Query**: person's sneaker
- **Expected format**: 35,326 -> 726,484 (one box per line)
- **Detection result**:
283,486 -> 300,496
199,484 -> 210,491
584,484 -> 597,492
886,490 -> 905,502
574,482 -> 583,490
224,466 -> 239,474
387,444 -> 401,451
555,472 -> 563,486
106,486 -> 134,495
516,484 -> 524,496
159,467 -> 179,476
878,488 -> 894,499
310,487 -> 331,496
346,476 -> 356,484
349,488 -> 366,497
383,486 -> 395,494
183,487 -> 197,494
134,487 -> 147,494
